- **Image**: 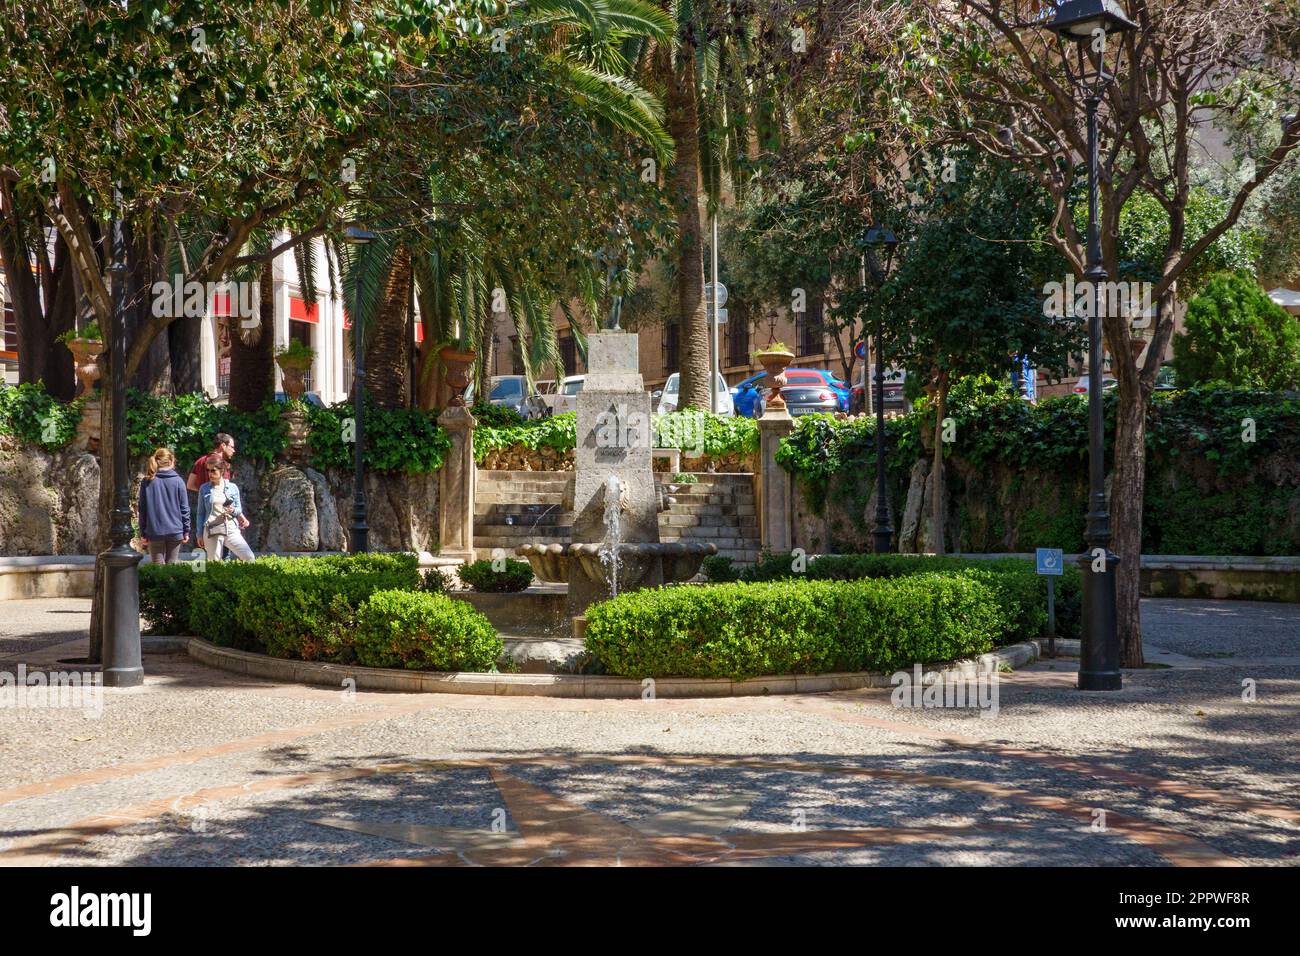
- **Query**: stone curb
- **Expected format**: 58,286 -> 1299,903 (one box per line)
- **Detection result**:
184,636 -> 1078,699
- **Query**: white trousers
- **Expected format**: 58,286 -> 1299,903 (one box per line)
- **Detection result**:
203,528 -> 255,562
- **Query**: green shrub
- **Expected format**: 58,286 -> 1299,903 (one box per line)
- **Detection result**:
584,575 -> 1003,680
1173,271 -> 1300,390
187,559 -> 278,648
126,389 -> 285,467
354,589 -> 502,671
457,558 -> 534,592
474,411 -> 577,463
420,567 -> 452,594
711,551 -> 1080,643
0,382 -> 83,450
700,555 -> 740,583
305,399 -> 451,473
231,554 -> 419,659
138,563 -> 196,634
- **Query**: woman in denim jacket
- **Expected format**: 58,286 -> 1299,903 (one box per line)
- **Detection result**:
198,454 -> 254,561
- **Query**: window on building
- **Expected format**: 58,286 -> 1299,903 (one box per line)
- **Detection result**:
216,319 -> 232,397
342,328 -> 354,396
662,321 -> 679,374
290,321 -> 314,393
796,300 -> 824,357
727,317 -> 749,368
559,333 -> 577,377
3,298 -> 16,353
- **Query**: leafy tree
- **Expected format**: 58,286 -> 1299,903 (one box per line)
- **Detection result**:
1173,271 -> 1300,389
866,159 -> 1082,552
871,0 -> 1300,663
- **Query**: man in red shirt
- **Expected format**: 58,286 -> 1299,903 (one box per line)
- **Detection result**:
188,434 -> 249,530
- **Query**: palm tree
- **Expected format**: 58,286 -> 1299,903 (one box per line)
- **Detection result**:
330,0 -> 677,411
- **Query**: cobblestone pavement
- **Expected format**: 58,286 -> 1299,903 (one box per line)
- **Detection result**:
0,598 -> 1296,866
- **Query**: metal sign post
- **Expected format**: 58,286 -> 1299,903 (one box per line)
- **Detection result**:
1036,547 -> 1064,657
705,237 -> 727,414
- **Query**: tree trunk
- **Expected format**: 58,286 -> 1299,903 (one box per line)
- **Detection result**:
228,264 -> 275,411
168,315 -> 204,394
927,371 -> 950,554
0,188 -> 74,395
1111,382 -> 1148,666
365,245 -> 411,409
661,43 -> 709,410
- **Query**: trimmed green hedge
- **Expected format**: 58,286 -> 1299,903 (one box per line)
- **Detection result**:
702,551 -> 1081,643
457,558 -> 534,592
139,553 -> 499,671
355,590 -> 502,670
232,554 -> 419,660
583,574 -> 1004,680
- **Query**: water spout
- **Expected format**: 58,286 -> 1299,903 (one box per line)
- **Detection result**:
599,475 -> 622,597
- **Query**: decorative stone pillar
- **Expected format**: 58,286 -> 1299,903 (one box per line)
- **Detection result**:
438,404 -> 476,562
757,409 -> 795,554
73,397 -> 102,453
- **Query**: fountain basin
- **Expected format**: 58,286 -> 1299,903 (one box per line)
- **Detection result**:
516,541 -> 717,591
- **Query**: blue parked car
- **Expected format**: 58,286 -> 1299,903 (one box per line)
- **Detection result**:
780,367 -> 852,416
730,372 -> 770,419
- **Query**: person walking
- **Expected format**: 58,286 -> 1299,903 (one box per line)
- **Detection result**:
198,453 -> 255,561
138,447 -> 191,564
188,433 -> 250,534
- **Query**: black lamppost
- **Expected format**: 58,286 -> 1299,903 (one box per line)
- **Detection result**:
344,225 -> 376,553
101,209 -> 143,687
864,225 -> 899,554
1040,0 -> 1137,691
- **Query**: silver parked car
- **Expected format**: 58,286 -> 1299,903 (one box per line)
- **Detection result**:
487,375 -> 546,419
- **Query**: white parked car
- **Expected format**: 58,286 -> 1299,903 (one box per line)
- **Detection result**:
552,375 -> 586,415
653,372 -> 734,416
534,378 -> 561,415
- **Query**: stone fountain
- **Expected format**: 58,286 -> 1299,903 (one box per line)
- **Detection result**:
516,331 -> 715,617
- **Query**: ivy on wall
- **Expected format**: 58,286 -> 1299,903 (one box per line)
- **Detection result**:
777,381 -> 1300,556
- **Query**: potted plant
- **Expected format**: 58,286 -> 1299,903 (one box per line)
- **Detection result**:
57,321 -> 104,397
275,339 -> 315,401
438,336 -> 477,408
752,340 -> 795,410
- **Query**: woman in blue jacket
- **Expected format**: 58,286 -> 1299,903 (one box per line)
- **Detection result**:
198,453 -> 254,561
138,447 -> 191,564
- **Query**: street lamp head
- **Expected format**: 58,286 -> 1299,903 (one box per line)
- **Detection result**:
343,225 -> 377,245
1045,0 -> 1138,40
1043,0 -> 1137,93
1284,113 -> 1297,137
864,225 -> 898,250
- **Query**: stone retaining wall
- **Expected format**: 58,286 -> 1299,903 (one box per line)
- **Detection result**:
0,435 -> 439,556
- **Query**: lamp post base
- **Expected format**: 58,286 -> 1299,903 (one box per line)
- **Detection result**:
1077,548 -> 1122,691
350,521 -> 369,555
101,547 -> 144,688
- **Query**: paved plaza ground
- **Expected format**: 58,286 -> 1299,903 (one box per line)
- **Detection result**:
0,598 -> 1296,867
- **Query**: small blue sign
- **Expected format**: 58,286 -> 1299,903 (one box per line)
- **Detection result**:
854,339 -> 868,360
1036,548 -> 1064,576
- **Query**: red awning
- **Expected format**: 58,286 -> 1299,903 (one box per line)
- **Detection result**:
290,297 -> 319,323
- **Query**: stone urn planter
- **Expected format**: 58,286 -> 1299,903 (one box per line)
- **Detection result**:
66,338 -> 104,398
754,345 -> 795,410
276,351 -> 312,401
439,345 -> 477,407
